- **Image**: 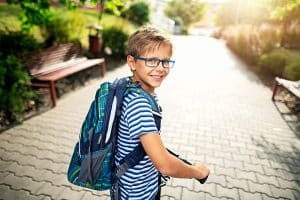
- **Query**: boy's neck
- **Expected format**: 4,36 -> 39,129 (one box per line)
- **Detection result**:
130,76 -> 156,95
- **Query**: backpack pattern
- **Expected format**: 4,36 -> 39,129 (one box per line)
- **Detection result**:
67,77 -> 161,191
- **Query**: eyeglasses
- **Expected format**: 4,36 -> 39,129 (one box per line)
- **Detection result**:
132,55 -> 175,69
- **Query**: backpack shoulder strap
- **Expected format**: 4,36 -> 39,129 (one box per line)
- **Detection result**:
114,83 -> 162,184
125,87 -> 162,114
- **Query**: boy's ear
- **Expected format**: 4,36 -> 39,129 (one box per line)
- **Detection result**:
127,55 -> 136,71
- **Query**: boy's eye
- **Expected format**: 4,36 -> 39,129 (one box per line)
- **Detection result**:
147,58 -> 159,66
162,60 -> 170,67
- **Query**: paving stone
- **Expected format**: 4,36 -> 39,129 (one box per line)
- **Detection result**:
261,194 -> 280,200
4,173 -> 46,194
172,178 -> 193,191
36,181 -> 69,199
248,181 -> 272,197
161,186 -> 182,199
182,187 -> 205,199
226,176 -> 249,191
292,190 -> 300,200
216,185 -> 239,199
238,148 -> 257,157
206,156 -> 224,167
215,166 -> 235,177
235,169 -> 257,182
250,156 -> 271,167
256,173 -> 280,187
0,171 -> 10,183
160,195 -> 177,200
0,160 -> 13,172
277,178 -> 300,192
224,160 -> 243,170
263,166 -> 294,181
269,184 -> 297,200
195,182 -> 217,197
243,162 -> 264,174
205,174 -> 226,187
238,189 -> 263,200
214,151 -> 232,160
0,184 -> 45,200
81,191 -> 109,200
56,186 -> 86,200
232,154 -> 251,163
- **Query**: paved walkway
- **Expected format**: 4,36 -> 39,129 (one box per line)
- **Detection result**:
0,36 -> 299,200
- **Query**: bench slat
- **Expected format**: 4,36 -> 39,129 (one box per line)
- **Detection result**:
275,77 -> 300,98
30,57 -> 88,76
27,43 -> 82,73
35,58 -> 104,81
27,43 -> 105,107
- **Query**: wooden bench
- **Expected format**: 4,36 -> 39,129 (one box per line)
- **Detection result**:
272,77 -> 300,101
27,43 -> 105,107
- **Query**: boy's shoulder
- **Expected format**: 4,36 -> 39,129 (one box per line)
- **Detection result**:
123,91 -> 151,106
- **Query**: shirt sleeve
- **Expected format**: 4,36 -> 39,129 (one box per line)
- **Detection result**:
124,95 -> 158,140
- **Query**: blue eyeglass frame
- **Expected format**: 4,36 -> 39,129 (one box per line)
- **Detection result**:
132,55 -> 175,69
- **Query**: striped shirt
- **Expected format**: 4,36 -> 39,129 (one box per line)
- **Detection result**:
115,91 -> 160,200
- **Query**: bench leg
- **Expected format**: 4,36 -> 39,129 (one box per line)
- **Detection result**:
49,81 -> 57,107
100,62 -> 106,77
272,80 -> 279,101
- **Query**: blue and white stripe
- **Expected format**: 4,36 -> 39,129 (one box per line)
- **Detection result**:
115,92 -> 159,200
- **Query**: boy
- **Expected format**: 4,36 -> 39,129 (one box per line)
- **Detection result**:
112,26 -> 210,199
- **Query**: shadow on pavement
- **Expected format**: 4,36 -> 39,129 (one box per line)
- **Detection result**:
272,101 -> 300,138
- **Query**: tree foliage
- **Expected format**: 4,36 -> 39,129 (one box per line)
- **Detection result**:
215,0 -> 270,27
7,0 -> 125,31
263,0 -> 300,22
7,0 -> 53,31
164,0 -> 206,29
215,0 -> 300,27
126,1 -> 150,26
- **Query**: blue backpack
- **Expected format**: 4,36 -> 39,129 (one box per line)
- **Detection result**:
67,77 -> 161,191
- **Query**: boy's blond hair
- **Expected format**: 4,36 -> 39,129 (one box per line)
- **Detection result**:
127,25 -> 173,56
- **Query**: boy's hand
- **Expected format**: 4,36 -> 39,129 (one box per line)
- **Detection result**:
194,163 -> 210,180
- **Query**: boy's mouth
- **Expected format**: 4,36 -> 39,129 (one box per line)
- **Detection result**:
150,75 -> 163,80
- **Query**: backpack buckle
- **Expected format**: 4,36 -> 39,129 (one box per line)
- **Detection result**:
115,163 -> 129,180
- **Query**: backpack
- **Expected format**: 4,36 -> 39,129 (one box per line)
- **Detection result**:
67,77 -> 162,191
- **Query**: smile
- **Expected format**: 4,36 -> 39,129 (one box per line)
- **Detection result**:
150,75 -> 163,80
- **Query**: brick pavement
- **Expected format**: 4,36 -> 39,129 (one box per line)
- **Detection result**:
0,36 -> 299,200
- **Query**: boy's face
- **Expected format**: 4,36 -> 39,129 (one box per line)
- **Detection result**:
127,43 -> 172,93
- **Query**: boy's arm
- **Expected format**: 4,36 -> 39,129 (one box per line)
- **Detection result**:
140,133 -> 209,180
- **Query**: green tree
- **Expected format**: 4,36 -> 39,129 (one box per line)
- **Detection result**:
262,0 -> 300,22
215,0 -> 270,27
164,0 -> 206,30
126,1 -> 150,26
7,0 -> 125,31
7,0 -> 53,31
262,0 -> 300,47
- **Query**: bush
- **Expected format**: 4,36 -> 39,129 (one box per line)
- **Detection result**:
226,25 -> 260,64
258,48 -> 300,80
0,31 -> 40,57
102,26 -> 129,57
126,1 -> 150,26
258,24 -> 282,53
0,31 -> 40,121
43,10 -> 85,46
258,50 -> 287,76
0,55 -> 36,121
284,61 -> 300,80
282,31 -> 300,49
